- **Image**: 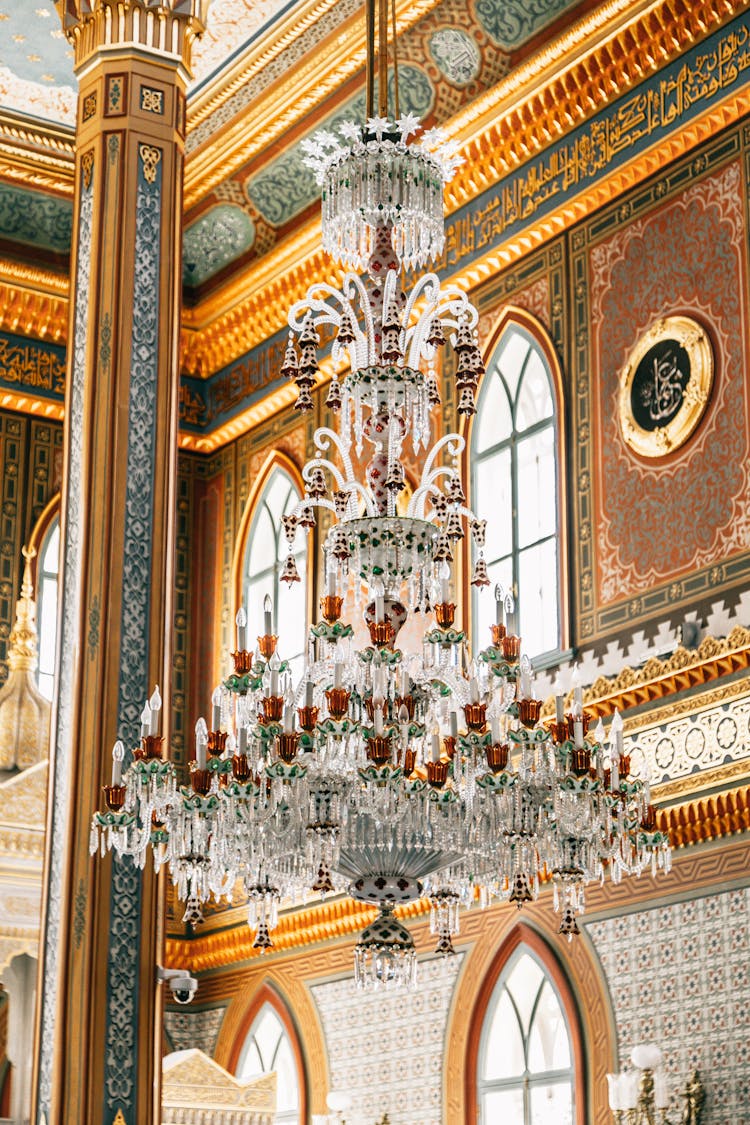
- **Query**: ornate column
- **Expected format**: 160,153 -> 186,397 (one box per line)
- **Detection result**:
33,4 -> 206,1124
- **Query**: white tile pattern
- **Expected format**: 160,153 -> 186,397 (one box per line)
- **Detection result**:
586,888 -> 750,1124
311,955 -> 463,1125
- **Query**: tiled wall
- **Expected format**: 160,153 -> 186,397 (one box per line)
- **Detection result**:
586,887 -> 750,1124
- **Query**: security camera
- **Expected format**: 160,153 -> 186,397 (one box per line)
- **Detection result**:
157,965 -> 198,1005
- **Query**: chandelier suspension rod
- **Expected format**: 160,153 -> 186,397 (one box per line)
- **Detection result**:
378,0 -> 388,117
366,0 -> 375,119
390,0 -> 400,119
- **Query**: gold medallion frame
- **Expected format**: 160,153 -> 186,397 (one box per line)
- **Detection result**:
618,315 -> 714,458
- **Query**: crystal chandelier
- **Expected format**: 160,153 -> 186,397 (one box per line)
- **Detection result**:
90,0 -> 671,989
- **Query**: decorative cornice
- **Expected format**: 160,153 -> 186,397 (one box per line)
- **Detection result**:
165,784 -> 750,971
182,0 -> 440,205
180,33 -> 750,383
0,276 -> 69,352
582,626 -> 750,716
443,0 -> 745,213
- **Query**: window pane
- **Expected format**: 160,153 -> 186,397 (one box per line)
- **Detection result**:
42,524 -> 60,575
248,508 -> 276,579
516,350 -> 553,431
506,953 -> 545,1037
243,469 -> 307,668
482,991 -> 525,1080
518,539 -> 558,658
481,1087 -> 524,1122
528,982 -> 571,1073
530,1082 -> 573,1125
274,1037 -> 300,1112
38,575 -> 58,693
516,426 -> 556,550
475,448 -> 512,564
237,1039 -> 264,1079
496,329 -> 530,400
475,373 -> 512,453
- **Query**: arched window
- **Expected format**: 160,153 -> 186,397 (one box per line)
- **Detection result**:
242,467 -> 307,677
472,321 -> 561,660
236,1001 -> 300,1123
478,947 -> 574,1124
36,515 -> 60,701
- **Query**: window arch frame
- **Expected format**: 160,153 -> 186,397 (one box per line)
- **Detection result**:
462,307 -> 569,665
27,493 -> 61,703
226,982 -> 308,1125
465,922 -> 586,1125
232,451 -> 311,672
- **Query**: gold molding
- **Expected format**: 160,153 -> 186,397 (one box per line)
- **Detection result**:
618,316 -> 714,458
180,85 -> 750,386
582,625 -> 750,715
182,0 -> 440,206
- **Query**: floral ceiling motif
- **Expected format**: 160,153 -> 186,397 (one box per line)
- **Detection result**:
0,0 -> 302,125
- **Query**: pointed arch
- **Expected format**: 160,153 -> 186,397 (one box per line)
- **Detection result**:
462,306 -> 569,662
465,923 -> 586,1125
225,982 -> 309,1124
231,451 -> 310,675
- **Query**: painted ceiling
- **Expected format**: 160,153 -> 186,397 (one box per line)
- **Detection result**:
0,0 -> 300,125
0,0 -> 582,289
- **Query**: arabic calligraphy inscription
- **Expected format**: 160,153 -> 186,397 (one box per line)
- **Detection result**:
618,316 -> 713,458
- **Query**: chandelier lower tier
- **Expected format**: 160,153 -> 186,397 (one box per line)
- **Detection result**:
91,110 -> 671,990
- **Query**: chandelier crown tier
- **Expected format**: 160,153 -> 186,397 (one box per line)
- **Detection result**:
90,0 -> 672,990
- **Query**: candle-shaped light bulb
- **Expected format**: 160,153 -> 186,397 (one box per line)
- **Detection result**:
449,710 -> 458,738
263,593 -> 273,635
504,592 -> 516,636
269,649 -> 281,695
140,704 -> 151,739
494,583 -> 504,626
553,674 -> 565,723
571,663 -> 583,716
520,655 -> 533,699
469,676 -> 480,703
611,707 -> 624,758
149,685 -> 162,735
236,606 -> 247,650
195,717 -> 208,770
430,729 -> 441,763
373,579 -> 385,623
111,739 -> 125,786
653,1069 -> 669,1110
594,718 -> 605,744
211,686 -> 222,730
399,665 -> 410,696
439,561 -> 450,604
399,703 -> 409,743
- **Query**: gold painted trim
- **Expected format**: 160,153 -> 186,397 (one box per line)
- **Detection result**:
580,626 -> 750,716
183,0 -> 440,205
180,87 -> 750,385
618,316 -> 713,458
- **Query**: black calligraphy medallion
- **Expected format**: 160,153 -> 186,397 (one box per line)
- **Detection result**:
630,338 -> 691,432
618,316 -> 713,459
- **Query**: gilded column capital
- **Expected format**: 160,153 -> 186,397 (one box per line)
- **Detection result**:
54,0 -> 209,75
